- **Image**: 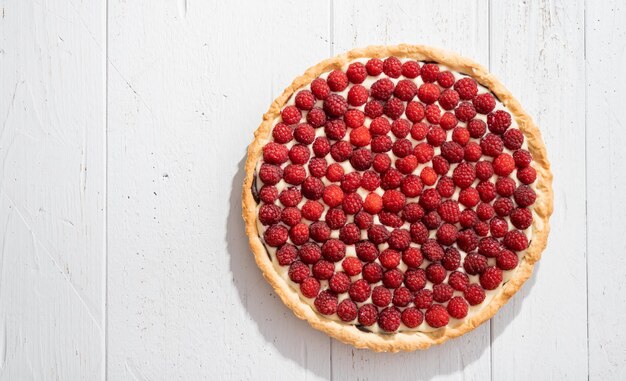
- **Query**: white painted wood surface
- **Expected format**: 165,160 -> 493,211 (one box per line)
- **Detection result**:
1,0 -> 626,380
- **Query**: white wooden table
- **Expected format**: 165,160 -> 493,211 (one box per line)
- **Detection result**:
0,0 -> 624,379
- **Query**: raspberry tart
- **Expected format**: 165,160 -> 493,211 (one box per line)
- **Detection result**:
242,45 -> 552,351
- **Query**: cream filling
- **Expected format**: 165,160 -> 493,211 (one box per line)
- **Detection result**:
254,59 -> 536,333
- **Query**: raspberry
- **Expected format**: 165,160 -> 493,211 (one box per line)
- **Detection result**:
513,149 -> 532,168
363,263 -> 384,283
325,208 -> 347,229
453,103 -> 475,124
401,307 -> 424,328
437,200 -> 460,223
263,142 -> 289,165
402,203 -> 425,223
349,279 -> 372,302
346,62 -> 367,84
381,168 -> 402,189
322,239 -> 347,262
401,269 -> 424,293
454,77 -> 478,100
402,60 -> 421,78
457,229 -> 479,252
258,204 -> 281,226
490,217 -> 509,238
300,277 -> 321,298
370,116 -> 391,135
364,100 -> 384,118
487,110 -> 512,134
283,164 -> 306,185
382,190 -> 405,213
514,185 -> 536,207
382,56 -> 402,78
437,71 -> 455,88
439,112 -> 458,130
339,223 -> 360,244
464,284 -> 486,306
350,148 -> 373,171
371,136 -> 392,153
361,194 -> 382,215
426,263 -> 447,284
330,141 -> 353,162
276,244 -> 298,266
517,166 -> 537,184
312,136 -> 330,157
311,78 -> 331,100
401,175 -> 423,197
392,286 -> 413,307
402,247 -> 423,268
448,271 -> 469,291
358,304 -> 378,326
264,224 -> 288,247
502,129 -> 524,151
474,221 -> 490,236
272,123 -> 293,144
384,98 -> 405,120
314,290 -> 338,315
510,208 -> 533,229
325,163 -> 344,183
496,248 -> 519,270
441,141 -> 464,163
474,161 -> 493,181
477,237 -> 501,258
425,305 -> 449,328
453,163 -> 476,189
417,83 -> 440,104
463,253 -> 488,275
432,156 -> 450,175
447,296 -> 469,319
433,283 -> 454,303
458,188 -> 480,207
480,266 -> 503,290
344,109 -> 365,128
466,120 -> 486,141
295,90 -> 316,110
366,58 -> 384,76
259,164 -> 282,185
476,202 -> 495,221
308,158 -> 327,178
327,70 -> 348,92
347,84 -> 369,106
329,272 -> 351,293
378,307 -> 402,332
420,63 -> 440,83
323,94 -> 348,117
359,171 -> 379,192
372,286 -> 392,307
453,127 -> 471,147
391,119 -> 411,138
406,102 -> 426,122
352,241 -> 376,263
425,104 -> 441,124
476,181 -> 496,202
494,197 -> 514,216
481,133 -> 504,157
373,154 -> 391,173
379,214 -> 401,230
312,259 -> 334,280
436,223 -> 458,246
282,105 -> 302,125
289,144 -> 310,165
341,193 -> 362,215
459,209 -> 478,228
368,224 -> 390,244
473,93 -> 496,114
337,299 -> 358,322
496,177 -> 516,197
288,260 -> 310,283
309,220 -> 330,241
371,78 -> 395,100
324,120 -> 346,142
289,223 -> 309,245
422,211 -> 442,230
354,211 -> 374,230
307,107 -> 327,127
439,89 -> 460,110
382,269 -> 404,289
426,126 -> 446,146
414,289 -> 433,309
413,142 -> 435,163
294,123 -> 315,144
504,230 -> 529,251
388,229 -> 411,250
410,222 -> 429,244
419,188 -> 441,211
493,153 -> 516,176
281,207 -> 301,226
393,80 -> 418,101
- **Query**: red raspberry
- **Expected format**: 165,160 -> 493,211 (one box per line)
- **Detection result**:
350,148 -> 373,171
346,62 -> 367,84
281,105 -> 302,125
474,221 -> 490,236
364,100 -> 384,118
426,126 -> 446,146
402,247 -> 423,268
414,289 -> 433,309
383,57 -> 403,78
289,223 -> 309,245
420,63 -> 440,83
310,78 -> 331,100
394,79 -> 418,101
325,208 -> 347,229
487,110 -> 512,134
401,308 -> 424,328
312,259 -> 334,279
363,263 -> 384,283
425,104 -> 441,124
493,153 -> 516,176
476,202 -> 495,221
425,305 -> 449,328
437,71 -> 455,88
325,163 -> 344,183
401,175 -> 423,197
439,89 -> 460,110
464,284 -> 486,306
309,221 -> 330,242
454,77 -> 478,100
490,217 -> 509,238
410,222 -> 429,244
308,158 -> 327,178
259,164 -> 282,186
344,109 -> 365,128
294,123 -> 315,144
495,249 -> 519,272
379,212 -> 403,228
437,200 -> 460,223
258,204 -> 281,226
391,119 -> 411,138
370,116 -> 391,135
426,263 -> 447,284
288,260 -> 310,283
354,211 -> 374,230
419,167 -> 437,189
337,299 -> 358,322
314,290 -> 338,315
281,207 -> 301,226
327,70 -> 348,92
513,149 -> 532,168
283,164 -> 306,185
382,269 -> 404,289
494,197 -> 514,217
440,141 -> 464,163
439,112 -> 458,130
402,203 -> 425,223
354,241 -> 378,263
413,142 -> 434,163
264,224 -> 288,247
454,101 -> 477,122
504,230 -> 529,251
467,119 -> 487,139
329,272 -> 350,293
357,304 -> 378,326
447,296 -> 469,319
503,128 -> 524,150
384,98 -> 405,120
366,58 -> 384,76
419,188 -> 441,211
295,90 -> 316,110
433,283 -> 454,303
347,84 -> 369,106
478,237 -> 501,258
453,163 -> 476,189
458,188 -> 480,208
422,211 -> 442,230
349,279 -> 372,302
381,168 -> 403,189
392,287 -> 413,307
272,123 -> 293,144
300,276 -> 321,298
514,185 -> 536,207
510,208 -> 533,229
372,286 -> 392,307
517,166 -> 537,184
474,161 -> 493,181
378,307 -> 401,332
373,154 -> 391,173
459,209 -> 478,228
481,133 -> 504,157
323,94 -> 348,117
368,224 -> 390,244
436,223 -> 458,246
463,252 -> 488,275
339,223 -> 360,245
341,193 -> 362,215
301,200 -> 324,221
360,171 -> 380,191
263,142 -> 289,165
389,229 -> 411,251
322,239 -> 347,262
363,193 -> 383,214
496,177 -> 516,197
432,156 -> 450,175
371,136 -> 393,153
417,83 -> 440,104
341,172 -> 361,193
453,127 -> 471,146
476,181 -> 496,203
404,268 -> 426,292
312,136 -> 330,157
473,93 -> 496,114
480,266 -> 503,290
371,78 -> 395,100
349,127 -> 371,148
406,102 -> 426,122
391,138 -> 412,158
402,60 -> 421,78
382,190 -> 406,213
307,107 -> 327,127
448,271 -> 469,291
330,141 -> 353,162
289,144 -> 310,165
276,244 -> 298,266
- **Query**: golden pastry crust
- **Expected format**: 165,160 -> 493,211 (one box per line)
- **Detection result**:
242,44 -> 553,352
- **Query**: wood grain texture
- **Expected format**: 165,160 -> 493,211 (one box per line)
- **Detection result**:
489,0 -> 588,379
587,1 -> 626,379
0,0 -> 105,379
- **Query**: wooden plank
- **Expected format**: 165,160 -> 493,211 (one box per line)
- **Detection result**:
587,1 -> 626,379
106,0 -> 331,379
330,1 -> 492,380
0,0 -> 105,378
489,1 -> 588,379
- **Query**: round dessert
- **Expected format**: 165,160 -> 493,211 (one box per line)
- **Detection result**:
242,45 -> 553,352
